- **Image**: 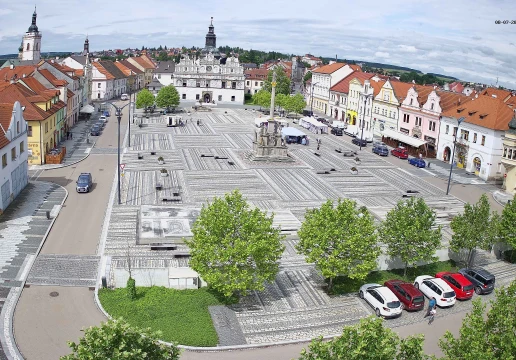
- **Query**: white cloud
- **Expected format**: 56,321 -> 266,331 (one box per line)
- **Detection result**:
374,52 -> 390,58
398,45 -> 417,53
0,9 -> 13,16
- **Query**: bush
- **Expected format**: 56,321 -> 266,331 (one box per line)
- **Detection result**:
127,277 -> 136,300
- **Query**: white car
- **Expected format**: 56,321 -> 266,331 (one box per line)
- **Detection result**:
359,283 -> 403,318
121,93 -> 129,100
99,116 -> 107,122
414,275 -> 456,307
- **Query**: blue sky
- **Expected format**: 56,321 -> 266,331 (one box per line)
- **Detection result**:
1,0 -> 516,88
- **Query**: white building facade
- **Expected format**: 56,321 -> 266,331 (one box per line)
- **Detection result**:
21,9 -> 42,61
172,20 -> 245,104
0,102 -> 29,212
310,63 -> 355,116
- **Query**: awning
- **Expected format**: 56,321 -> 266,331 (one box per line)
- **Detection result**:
79,104 -> 95,114
281,127 -> 305,137
381,128 -> 427,148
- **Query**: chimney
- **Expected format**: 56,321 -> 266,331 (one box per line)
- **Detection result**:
492,94 -> 497,98
51,59 -> 55,63
9,64 -> 14,70
22,74 -> 26,78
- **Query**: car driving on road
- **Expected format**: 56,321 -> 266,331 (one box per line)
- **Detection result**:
76,173 -> 93,193
359,283 -> 403,318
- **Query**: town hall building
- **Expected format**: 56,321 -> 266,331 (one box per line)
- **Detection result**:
172,18 -> 245,104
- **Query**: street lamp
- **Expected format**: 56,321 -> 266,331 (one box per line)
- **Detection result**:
359,93 -> 371,151
310,82 -> 320,117
446,116 -> 466,195
108,101 -> 131,205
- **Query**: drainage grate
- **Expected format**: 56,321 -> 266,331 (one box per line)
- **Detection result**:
49,291 -> 59,297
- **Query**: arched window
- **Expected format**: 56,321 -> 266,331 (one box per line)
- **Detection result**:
26,43 -> 30,51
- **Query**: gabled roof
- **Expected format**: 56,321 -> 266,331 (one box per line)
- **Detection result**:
147,78 -> 163,88
390,81 -> 413,103
436,90 -> 471,111
119,60 -> 143,74
92,62 -> 115,80
481,87 -> 512,102
0,103 -> 13,149
75,69 -> 84,77
349,64 -> 362,72
370,80 -> 386,96
38,69 -> 68,87
330,71 -> 358,94
154,61 -> 175,73
0,65 -> 37,85
99,61 -> 127,79
413,85 -> 434,105
45,61 -> 79,80
0,83 -> 64,121
71,56 -> 87,66
312,62 -> 345,74
442,94 -> 514,130
245,68 -> 268,80
132,56 -> 155,70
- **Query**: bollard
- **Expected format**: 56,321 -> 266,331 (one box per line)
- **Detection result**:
101,276 -> 107,289
46,210 -> 50,220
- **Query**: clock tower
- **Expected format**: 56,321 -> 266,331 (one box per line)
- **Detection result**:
22,7 -> 42,61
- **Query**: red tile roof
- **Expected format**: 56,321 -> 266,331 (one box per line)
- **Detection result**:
0,83 -> 64,121
93,62 -> 115,80
349,64 -> 362,72
312,62 -> 345,74
413,85 -> 434,105
0,65 -> 37,86
132,56 -> 155,70
75,69 -> 84,77
436,90 -> 471,111
330,71 -> 358,94
390,81 -> 413,102
481,87 -> 512,102
245,68 -> 268,80
38,69 -> 68,87
370,80 -> 386,96
0,103 -> 12,149
442,94 -> 514,130
119,60 -> 143,74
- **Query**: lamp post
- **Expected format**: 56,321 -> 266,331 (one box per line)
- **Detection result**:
109,101 -> 131,205
359,93 -> 371,151
310,82 -> 320,117
446,116 -> 465,195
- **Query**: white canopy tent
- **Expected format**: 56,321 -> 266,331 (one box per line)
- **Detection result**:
381,129 -> 427,148
79,104 -> 95,114
299,117 -> 328,134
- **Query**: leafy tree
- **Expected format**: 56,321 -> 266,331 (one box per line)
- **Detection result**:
498,194 -> 516,253
263,67 -> 291,95
439,279 -> 516,360
158,45 -> 163,51
186,190 -> 285,300
297,199 -> 380,292
289,93 -> 307,114
379,197 -> 442,276
155,85 -> 180,109
299,316 -> 430,360
450,194 -> 499,267
275,93 -> 287,111
61,318 -> 180,360
253,89 -> 271,109
303,71 -> 312,85
135,89 -> 155,109
157,51 -> 169,62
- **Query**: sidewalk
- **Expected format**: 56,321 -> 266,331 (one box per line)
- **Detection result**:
0,182 -> 67,359
29,118 -> 98,171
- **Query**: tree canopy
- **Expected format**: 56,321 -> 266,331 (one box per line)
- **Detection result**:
498,194 -> 516,253
297,199 -> 380,291
379,197 -> 442,276
450,194 -> 500,267
186,190 -> 285,299
286,93 -> 307,114
135,89 -> 155,109
61,318 -> 180,360
439,279 -> 516,360
263,67 -> 292,95
155,85 -> 180,109
298,316 -> 430,360
253,89 -> 271,109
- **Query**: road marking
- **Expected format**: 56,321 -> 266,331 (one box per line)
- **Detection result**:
84,148 -> 92,154
420,168 -> 435,176
398,168 -> 414,177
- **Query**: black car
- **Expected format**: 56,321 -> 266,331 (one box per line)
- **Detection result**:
76,173 -> 93,193
317,117 -> 329,125
96,120 -> 105,129
458,268 -> 495,294
352,138 -> 367,147
90,125 -> 101,136
372,142 -> 389,156
331,127 -> 343,136
302,110 -> 314,117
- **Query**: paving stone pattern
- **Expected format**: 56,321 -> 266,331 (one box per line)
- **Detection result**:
26,254 -> 100,287
103,108 -> 516,345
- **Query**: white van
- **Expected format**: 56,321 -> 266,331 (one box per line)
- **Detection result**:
344,124 -> 359,137
121,94 -> 129,101
358,130 -> 374,142
332,121 -> 347,129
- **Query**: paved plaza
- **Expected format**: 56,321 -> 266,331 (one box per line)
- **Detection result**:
96,106 -> 516,346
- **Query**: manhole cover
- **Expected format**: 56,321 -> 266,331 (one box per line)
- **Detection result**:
49,291 -> 59,297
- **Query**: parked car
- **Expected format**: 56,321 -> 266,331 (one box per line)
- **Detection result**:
391,147 -> 409,159
372,142 -> 389,156
103,110 -> 111,117
317,117 -> 329,125
408,157 -> 426,168
121,93 -> 129,100
331,127 -> 343,136
76,173 -> 93,193
90,125 -> 101,136
359,283 -> 403,318
302,110 -> 314,117
99,115 -> 107,122
414,275 -> 456,307
384,280 -> 425,311
458,268 -> 495,295
95,120 -> 105,129
435,272 -> 474,300
352,137 -> 367,147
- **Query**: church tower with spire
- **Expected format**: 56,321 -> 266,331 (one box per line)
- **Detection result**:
83,36 -> 89,55
22,7 -> 42,61
201,17 -> 220,58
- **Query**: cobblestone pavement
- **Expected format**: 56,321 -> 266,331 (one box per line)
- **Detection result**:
100,107 -> 516,346
26,254 -> 99,287
0,182 -> 66,358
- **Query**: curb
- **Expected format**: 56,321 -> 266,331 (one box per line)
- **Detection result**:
29,138 -> 97,171
6,182 -> 69,360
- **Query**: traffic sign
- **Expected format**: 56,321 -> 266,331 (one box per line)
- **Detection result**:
120,163 -> 126,171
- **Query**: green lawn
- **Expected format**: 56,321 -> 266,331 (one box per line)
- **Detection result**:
98,287 -> 224,346
331,260 -> 458,295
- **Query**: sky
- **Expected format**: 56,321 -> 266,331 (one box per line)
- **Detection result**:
1,0 -> 516,88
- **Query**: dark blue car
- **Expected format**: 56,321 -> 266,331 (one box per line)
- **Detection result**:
103,110 -> 111,117
372,142 -> 389,156
408,157 -> 426,168
90,125 -> 101,136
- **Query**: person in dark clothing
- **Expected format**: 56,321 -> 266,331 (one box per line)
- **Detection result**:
424,297 -> 437,319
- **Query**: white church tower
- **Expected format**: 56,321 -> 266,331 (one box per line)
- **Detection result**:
22,7 -> 42,61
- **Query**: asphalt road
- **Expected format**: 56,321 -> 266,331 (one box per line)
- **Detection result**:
13,105 -> 126,359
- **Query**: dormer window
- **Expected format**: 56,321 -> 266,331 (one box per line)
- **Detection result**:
457,107 -> 465,113
479,113 -> 488,119
431,103 -> 435,110
410,98 -> 413,106
468,110 -> 477,116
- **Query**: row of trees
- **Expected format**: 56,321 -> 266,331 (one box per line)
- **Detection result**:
253,91 -> 306,115
135,86 -> 180,110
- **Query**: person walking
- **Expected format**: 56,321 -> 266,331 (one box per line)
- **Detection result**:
424,297 -> 437,321
70,132 -> 73,140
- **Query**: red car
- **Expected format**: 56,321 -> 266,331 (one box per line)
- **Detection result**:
435,272 -> 474,300
384,280 -> 425,311
391,147 -> 409,159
